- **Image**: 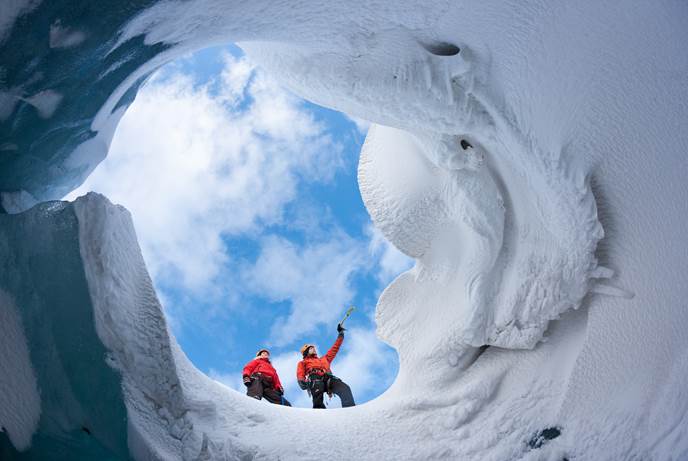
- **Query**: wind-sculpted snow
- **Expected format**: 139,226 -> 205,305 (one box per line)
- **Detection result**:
0,194 -> 598,460
2,0 -> 688,460
359,123 -> 603,353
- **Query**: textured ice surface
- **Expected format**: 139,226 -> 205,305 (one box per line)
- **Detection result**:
0,289 -> 40,451
1,0 -> 688,460
359,124 -> 602,352
0,200 -> 129,460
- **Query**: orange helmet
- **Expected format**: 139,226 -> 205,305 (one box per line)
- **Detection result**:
300,344 -> 315,357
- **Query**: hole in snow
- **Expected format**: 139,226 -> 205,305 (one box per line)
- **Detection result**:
421,41 -> 461,56
527,426 -> 562,449
460,139 -> 473,150
67,44 -> 406,409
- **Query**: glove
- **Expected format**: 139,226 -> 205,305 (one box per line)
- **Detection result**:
243,376 -> 252,387
298,380 -> 309,390
337,323 -> 346,334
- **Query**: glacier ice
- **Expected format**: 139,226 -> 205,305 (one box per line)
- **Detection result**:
1,0 -> 688,460
0,289 -> 40,451
0,200 -> 129,460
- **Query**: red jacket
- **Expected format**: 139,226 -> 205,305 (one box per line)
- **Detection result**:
296,335 -> 344,381
243,357 -> 283,391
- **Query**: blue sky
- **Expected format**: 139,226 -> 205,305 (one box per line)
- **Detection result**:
68,44 -> 412,407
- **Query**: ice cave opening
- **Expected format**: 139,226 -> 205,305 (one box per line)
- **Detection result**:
63,43 -> 405,411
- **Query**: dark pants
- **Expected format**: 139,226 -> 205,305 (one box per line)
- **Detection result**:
309,374 -> 355,409
247,376 -> 291,406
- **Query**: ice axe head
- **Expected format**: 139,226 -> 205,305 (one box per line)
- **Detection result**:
340,306 -> 356,326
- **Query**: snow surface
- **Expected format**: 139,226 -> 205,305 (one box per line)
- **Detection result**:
1,0 -> 688,459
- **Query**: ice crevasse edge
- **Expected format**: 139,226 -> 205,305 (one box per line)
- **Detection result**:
1,0 -> 688,459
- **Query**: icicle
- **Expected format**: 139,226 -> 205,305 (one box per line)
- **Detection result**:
445,65 -> 454,105
423,63 -> 432,90
591,283 -> 634,299
590,266 -> 614,279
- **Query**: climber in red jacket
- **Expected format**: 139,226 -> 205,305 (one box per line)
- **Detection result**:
296,323 -> 355,408
242,349 -> 291,406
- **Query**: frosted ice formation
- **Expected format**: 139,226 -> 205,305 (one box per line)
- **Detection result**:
1,1 -> 688,460
359,123 -> 602,353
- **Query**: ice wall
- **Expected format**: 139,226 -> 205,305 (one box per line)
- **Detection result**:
2,0 -> 688,460
0,200 -> 129,460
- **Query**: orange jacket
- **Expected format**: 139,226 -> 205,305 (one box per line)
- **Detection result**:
296,335 -> 344,381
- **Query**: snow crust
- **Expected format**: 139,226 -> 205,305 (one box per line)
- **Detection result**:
1,0 -> 688,459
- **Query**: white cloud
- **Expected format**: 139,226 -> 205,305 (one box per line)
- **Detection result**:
67,54 -> 344,295
218,53 -> 254,105
244,233 -> 366,346
269,351 -> 312,408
